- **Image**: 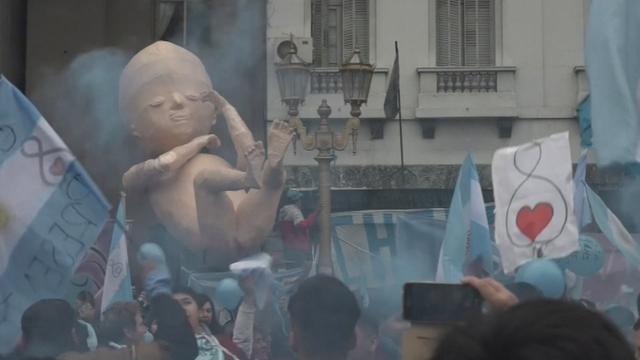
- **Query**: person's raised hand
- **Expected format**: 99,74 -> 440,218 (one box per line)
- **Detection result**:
463,276 -> 518,311
238,270 -> 258,305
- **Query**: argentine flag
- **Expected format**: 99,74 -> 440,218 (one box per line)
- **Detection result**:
573,151 -> 592,230
0,76 -> 110,352
586,0 -> 640,165
437,154 -> 492,283
101,194 -> 133,315
585,185 -> 640,266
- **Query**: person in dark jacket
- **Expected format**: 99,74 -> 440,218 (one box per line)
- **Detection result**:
147,294 -> 199,360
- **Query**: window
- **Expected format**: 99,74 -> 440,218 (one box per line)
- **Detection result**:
311,0 -> 370,67
436,0 -> 495,66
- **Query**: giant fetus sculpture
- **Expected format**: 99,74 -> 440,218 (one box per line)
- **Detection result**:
120,41 -> 292,267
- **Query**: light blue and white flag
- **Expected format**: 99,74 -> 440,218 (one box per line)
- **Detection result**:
574,151 -> 592,230
586,0 -> 640,165
436,154 -> 492,283
585,184 -> 640,266
101,194 -> 133,315
0,76 -> 110,352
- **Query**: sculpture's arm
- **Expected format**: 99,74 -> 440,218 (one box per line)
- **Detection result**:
209,90 -> 255,170
123,134 -> 220,191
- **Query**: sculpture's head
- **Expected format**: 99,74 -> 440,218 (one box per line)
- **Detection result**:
120,41 -> 217,155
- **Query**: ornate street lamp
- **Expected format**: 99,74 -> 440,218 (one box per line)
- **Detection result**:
294,100 -> 358,274
276,43 -> 374,275
275,37 -> 310,119
341,46 -> 374,121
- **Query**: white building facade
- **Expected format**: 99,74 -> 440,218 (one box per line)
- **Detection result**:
266,0 -> 591,192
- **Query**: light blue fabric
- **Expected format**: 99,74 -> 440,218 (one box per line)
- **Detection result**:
585,184 -> 640,266
437,154 -> 493,283
577,96 -> 592,148
573,151 -> 592,230
101,198 -> 133,313
586,0 -> 640,165
0,76 -> 110,352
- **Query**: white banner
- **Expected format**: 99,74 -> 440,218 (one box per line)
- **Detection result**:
492,132 -> 579,273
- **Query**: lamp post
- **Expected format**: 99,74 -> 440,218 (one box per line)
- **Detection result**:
276,43 -> 374,275
275,37 -> 310,128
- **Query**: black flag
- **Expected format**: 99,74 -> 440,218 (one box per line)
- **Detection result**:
383,48 -> 400,120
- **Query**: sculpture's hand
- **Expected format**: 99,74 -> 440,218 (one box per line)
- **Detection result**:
210,89 -> 231,114
123,134 -> 221,191
194,134 -> 221,151
157,134 -> 220,174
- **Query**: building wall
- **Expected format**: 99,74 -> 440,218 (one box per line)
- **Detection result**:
267,0 -> 589,172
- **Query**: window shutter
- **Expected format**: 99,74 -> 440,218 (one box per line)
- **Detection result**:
311,0 -> 323,65
463,0 -> 495,66
343,0 -> 354,63
354,0 -> 369,62
326,6 -> 340,65
342,0 -> 369,63
436,0 -> 462,66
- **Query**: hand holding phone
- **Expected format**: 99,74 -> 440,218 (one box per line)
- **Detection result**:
403,282 -> 483,324
462,276 -> 518,311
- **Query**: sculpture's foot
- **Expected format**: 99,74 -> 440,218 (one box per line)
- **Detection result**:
267,120 -> 293,168
244,141 -> 265,190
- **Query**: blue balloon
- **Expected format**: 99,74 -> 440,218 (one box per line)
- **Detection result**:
605,305 -> 635,329
215,278 -> 243,310
137,242 -> 167,266
515,259 -> 566,299
557,235 -> 604,276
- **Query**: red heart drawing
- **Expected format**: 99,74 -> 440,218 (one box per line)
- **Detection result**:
49,156 -> 66,176
516,203 -> 554,242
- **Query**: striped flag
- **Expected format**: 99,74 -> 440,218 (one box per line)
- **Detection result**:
585,185 -> 640,266
0,76 -> 110,351
100,193 -> 133,315
574,151 -> 593,230
436,154 -> 492,283
586,0 -> 640,165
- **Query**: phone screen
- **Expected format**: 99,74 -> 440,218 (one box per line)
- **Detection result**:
403,282 -> 483,324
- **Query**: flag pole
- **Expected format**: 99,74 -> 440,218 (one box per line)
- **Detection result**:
395,41 -> 406,187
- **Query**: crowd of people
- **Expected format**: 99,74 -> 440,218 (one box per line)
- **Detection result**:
1,268 -> 638,360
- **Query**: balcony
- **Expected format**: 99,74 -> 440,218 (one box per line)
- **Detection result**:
415,66 -> 518,119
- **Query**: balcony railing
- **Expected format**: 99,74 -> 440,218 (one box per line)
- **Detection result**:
416,66 -> 518,119
310,68 -> 342,94
437,70 -> 498,93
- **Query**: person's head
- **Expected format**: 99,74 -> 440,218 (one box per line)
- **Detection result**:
284,189 -> 303,206
147,294 -> 198,360
348,311 -> 379,360
432,299 -> 635,360
75,291 -> 96,323
99,302 -> 147,346
21,299 -> 78,358
195,293 -> 222,335
119,41 -> 216,155
288,275 -> 361,360
172,286 -> 201,332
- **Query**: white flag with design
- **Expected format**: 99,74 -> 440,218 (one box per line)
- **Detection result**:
492,132 -> 579,273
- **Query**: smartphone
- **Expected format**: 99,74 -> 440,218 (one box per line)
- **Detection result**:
403,282 -> 483,324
